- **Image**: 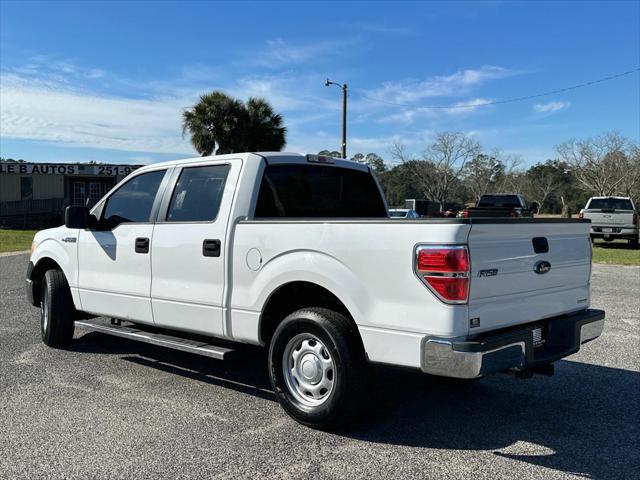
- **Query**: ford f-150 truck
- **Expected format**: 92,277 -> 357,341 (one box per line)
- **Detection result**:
26,152 -> 605,429
579,196 -> 638,247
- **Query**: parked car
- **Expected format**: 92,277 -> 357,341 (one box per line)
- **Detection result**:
404,199 -> 441,217
461,193 -> 539,218
389,208 -> 419,219
579,196 -> 638,247
26,152 -> 604,429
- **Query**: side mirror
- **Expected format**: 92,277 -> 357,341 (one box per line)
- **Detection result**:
65,206 -> 90,229
530,202 -> 540,214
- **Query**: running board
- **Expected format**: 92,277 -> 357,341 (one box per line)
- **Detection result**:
74,320 -> 234,360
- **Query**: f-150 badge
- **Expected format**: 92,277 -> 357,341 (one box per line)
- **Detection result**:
478,269 -> 498,277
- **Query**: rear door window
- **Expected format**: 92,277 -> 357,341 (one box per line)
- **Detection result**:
254,164 -> 387,218
166,164 -> 231,222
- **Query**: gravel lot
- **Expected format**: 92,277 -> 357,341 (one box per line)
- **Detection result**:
1,253 -> 638,479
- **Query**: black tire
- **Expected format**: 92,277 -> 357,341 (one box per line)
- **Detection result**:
268,307 -> 366,430
41,269 -> 75,347
629,237 -> 639,249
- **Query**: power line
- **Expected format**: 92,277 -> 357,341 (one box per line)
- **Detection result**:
356,67 -> 640,110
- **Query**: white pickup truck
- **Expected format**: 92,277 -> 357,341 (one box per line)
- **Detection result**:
26,152 -> 605,429
579,196 -> 638,247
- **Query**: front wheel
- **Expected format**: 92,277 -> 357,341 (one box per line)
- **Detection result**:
268,308 -> 366,430
41,269 -> 75,347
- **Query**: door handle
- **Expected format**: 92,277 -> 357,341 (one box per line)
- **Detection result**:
202,239 -> 221,257
135,237 -> 150,254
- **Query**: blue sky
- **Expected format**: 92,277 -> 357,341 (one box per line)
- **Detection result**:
1,0 -> 638,166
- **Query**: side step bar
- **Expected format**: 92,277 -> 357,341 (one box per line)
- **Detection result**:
74,320 -> 234,360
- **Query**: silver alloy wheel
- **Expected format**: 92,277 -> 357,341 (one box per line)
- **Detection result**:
41,289 -> 49,332
282,333 -> 335,407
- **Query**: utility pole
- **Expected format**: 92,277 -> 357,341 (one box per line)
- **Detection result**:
325,79 -> 347,159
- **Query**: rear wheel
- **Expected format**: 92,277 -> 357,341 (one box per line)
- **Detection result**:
629,237 -> 639,249
41,269 -> 75,347
268,308 -> 366,430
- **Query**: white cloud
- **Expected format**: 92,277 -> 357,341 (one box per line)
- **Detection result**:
0,73 -> 196,154
0,65 -> 337,156
362,66 -> 516,105
0,52 -> 523,161
376,97 -> 492,125
533,101 -> 570,113
84,68 -> 105,79
249,38 -> 349,68
443,98 -> 492,114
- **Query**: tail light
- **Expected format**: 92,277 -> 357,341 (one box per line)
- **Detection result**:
462,209 -> 470,218
578,211 -> 584,219
415,245 -> 470,304
633,213 -> 638,225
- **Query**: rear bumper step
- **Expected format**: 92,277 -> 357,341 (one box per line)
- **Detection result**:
74,320 -> 234,360
421,309 -> 605,379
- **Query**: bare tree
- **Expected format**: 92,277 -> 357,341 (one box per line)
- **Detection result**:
392,132 -> 480,209
556,132 -> 630,196
461,153 -> 505,201
522,160 -> 568,212
493,152 -> 523,193
390,141 -> 437,202
617,144 -> 640,198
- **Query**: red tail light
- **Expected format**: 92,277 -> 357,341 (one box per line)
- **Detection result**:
415,245 -> 470,303
578,211 -> 584,219
633,213 -> 638,225
462,209 -> 470,218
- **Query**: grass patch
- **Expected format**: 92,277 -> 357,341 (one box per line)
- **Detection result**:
0,229 -> 38,253
592,240 -> 640,266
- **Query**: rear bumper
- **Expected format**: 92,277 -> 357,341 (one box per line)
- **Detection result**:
590,226 -> 638,239
421,309 -> 605,379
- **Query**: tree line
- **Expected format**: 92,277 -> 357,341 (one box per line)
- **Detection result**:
181,92 -> 639,214
325,131 -> 639,214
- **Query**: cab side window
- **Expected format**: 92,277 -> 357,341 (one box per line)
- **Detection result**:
166,165 -> 230,222
102,170 -> 166,228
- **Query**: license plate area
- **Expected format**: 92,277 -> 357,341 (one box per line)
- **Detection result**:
602,228 -> 613,233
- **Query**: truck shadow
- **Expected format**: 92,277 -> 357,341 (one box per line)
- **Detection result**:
348,361 -> 640,479
71,331 -> 639,479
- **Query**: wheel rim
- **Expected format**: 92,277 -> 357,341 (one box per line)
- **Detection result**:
41,287 -> 49,333
282,334 -> 335,407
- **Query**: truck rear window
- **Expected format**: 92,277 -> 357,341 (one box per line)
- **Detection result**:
477,195 -> 522,207
254,164 -> 387,218
587,198 -> 633,210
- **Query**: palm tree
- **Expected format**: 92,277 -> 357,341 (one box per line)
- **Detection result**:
182,91 -> 246,156
182,92 -> 286,155
244,98 -> 287,152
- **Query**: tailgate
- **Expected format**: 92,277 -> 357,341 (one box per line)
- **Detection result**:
585,210 -> 634,226
467,220 -> 591,334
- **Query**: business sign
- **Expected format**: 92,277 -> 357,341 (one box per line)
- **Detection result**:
0,163 -> 140,176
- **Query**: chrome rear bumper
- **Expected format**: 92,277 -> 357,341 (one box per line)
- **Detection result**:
421,309 -> 605,379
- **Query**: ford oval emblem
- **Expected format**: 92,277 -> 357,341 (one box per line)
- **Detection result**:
534,260 -> 551,274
